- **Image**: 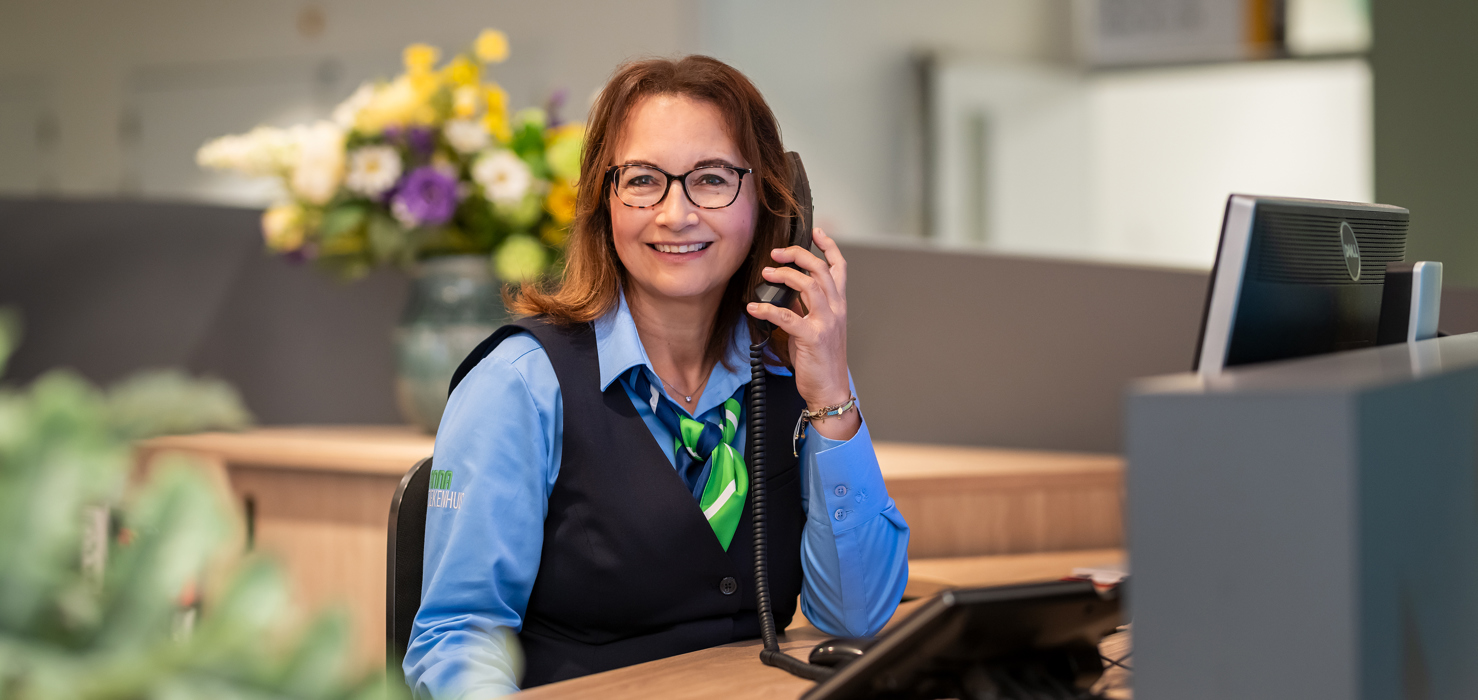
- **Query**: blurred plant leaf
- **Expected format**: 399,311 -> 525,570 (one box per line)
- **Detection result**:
366,213 -> 406,264
0,306 -> 19,376
0,309 -> 403,699
106,370 -> 253,440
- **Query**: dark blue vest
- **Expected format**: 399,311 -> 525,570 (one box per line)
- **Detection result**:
454,318 -> 807,688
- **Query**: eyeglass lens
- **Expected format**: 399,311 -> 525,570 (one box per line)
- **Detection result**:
613,166 -> 742,208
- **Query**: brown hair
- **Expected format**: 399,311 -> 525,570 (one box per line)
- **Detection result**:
508,55 -> 798,368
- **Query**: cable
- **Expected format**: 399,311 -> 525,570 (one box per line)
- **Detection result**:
748,338 -> 836,683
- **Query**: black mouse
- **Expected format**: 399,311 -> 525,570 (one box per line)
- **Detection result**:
808,637 -> 876,668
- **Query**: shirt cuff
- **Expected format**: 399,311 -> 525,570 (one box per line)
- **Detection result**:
809,417 -> 887,534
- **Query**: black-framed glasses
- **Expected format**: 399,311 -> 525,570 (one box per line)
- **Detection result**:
605,164 -> 753,209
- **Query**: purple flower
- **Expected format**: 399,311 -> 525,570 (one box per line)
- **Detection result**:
405,127 -> 435,157
390,167 -> 459,228
546,89 -> 568,127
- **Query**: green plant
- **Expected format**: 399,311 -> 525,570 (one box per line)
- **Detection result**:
0,309 -> 400,700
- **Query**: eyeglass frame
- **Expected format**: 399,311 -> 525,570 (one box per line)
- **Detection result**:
603,163 -> 755,210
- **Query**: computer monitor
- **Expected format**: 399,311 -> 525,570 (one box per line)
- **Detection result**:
1194,195 -> 1409,376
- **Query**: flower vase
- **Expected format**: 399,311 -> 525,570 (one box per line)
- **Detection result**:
395,255 -> 509,433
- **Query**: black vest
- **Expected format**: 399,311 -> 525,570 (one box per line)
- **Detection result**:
452,318 -> 807,688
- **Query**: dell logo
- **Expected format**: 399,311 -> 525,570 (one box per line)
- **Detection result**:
1339,221 -> 1361,281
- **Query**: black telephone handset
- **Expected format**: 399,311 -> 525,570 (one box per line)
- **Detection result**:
751,151 -> 815,319
746,152 -> 851,683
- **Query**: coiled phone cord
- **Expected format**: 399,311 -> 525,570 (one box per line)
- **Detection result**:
748,339 -> 836,683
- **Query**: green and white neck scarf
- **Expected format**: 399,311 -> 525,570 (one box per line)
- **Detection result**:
631,369 -> 748,550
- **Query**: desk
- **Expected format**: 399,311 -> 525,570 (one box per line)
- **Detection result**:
516,548 -> 1130,699
137,427 -> 1125,671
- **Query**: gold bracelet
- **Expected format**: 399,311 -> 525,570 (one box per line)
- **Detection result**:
792,396 -> 858,457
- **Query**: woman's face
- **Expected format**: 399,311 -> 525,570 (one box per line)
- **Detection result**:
609,94 -> 757,307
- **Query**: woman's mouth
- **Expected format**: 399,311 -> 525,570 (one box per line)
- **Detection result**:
649,242 -> 712,254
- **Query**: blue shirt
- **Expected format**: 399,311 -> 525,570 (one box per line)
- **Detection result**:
405,294 -> 910,699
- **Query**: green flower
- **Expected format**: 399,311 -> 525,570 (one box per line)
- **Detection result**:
493,234 -> 548,282
545,127 -> 583,184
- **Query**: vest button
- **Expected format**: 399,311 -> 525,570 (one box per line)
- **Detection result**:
833,485 -> 848,497
834,508 -> 847,521
720,576 -> 738,595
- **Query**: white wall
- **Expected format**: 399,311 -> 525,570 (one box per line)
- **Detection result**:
932,57 -> 1373,269
699,0 -> 1071,241
0,0 -> 700,198
0,0 -> 1070,243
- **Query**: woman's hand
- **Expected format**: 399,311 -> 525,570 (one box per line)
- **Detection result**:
747,228 -> 860,442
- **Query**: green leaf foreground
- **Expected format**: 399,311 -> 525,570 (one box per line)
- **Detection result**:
0,310 -> 404,700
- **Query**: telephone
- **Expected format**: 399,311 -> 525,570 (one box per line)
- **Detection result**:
747,156 -> 1126,697
745,152 -> 852,682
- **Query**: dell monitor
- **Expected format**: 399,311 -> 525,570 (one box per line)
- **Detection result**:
1194,195 -> 1410,376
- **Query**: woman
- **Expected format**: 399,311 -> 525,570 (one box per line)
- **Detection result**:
405,56 -> 909,698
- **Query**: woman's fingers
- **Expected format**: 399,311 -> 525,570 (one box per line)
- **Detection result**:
761,265 -> 831,321
768,244 -> 841,309
747,300 -> 806,336
812,228 -> 847,298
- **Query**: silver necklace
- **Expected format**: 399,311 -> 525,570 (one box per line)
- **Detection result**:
657,370 -> 709,404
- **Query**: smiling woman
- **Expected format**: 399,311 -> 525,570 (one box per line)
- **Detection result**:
405,56 -> 911,699
510,57 -> 799,378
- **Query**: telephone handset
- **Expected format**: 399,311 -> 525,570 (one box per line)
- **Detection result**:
746,152 -> 848,683
751,151 -> 815,318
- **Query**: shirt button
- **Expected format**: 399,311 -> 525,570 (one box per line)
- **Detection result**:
720,576 -> 738,595
833,485 -> 848,497
833,508 -> 847,521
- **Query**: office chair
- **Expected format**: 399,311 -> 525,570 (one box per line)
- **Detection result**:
387,456 -> 433,686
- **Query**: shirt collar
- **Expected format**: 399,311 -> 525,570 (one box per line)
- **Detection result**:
595,291 -> 753,417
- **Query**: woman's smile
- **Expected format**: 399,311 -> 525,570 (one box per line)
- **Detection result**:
648,241 -> 713,256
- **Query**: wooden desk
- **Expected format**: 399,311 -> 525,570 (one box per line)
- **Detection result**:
516,549 -> 1130,699
137,427 -> 1124,672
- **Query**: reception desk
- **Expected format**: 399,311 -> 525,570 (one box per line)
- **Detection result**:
137,427 -> 1125,671
516,548 -> 1130,699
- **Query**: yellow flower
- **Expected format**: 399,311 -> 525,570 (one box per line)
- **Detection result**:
261,203 -> 308,252
452,85 -> 482,119
356,77 -> 421,132
546,178 -> 577,225
541,221 -> 568,248
483,83 -> 512,143
444,55 -> 480,88
403,43 -> 440,74
474,29 -> 509,64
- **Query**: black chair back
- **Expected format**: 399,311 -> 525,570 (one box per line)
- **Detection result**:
387,456 -> 432,685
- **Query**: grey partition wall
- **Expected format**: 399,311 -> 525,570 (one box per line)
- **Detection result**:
13,196 -> 1478,451
0,197 -> 408,425
1127,335 -> 1478,699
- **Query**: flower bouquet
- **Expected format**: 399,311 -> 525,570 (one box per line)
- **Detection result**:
197,28 -> 582,283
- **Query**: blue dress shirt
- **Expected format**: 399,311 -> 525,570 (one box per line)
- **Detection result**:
404,294 -> 910,699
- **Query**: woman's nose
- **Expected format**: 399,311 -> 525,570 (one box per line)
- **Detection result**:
654,178 -> 697,229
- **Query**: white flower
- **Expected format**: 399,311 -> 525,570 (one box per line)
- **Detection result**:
345,145 -> 402,197
471,149 -> 532,205
288,121 -> 345,205
332,82 -> 377,130
443,118 -> 490,155
196,126 -> 294,176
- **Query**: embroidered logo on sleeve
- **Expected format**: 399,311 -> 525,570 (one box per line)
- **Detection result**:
428,468 -> 465,510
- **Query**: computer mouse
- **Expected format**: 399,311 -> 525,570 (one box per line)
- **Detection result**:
808,637 -> 876,668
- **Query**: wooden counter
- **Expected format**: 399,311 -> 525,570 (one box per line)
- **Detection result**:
516,548 -> 1130,699
137,426 -> 1124,671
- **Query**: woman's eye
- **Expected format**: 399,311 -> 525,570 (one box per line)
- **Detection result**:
625,175 -> 658,188
694,173 -> 731,187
